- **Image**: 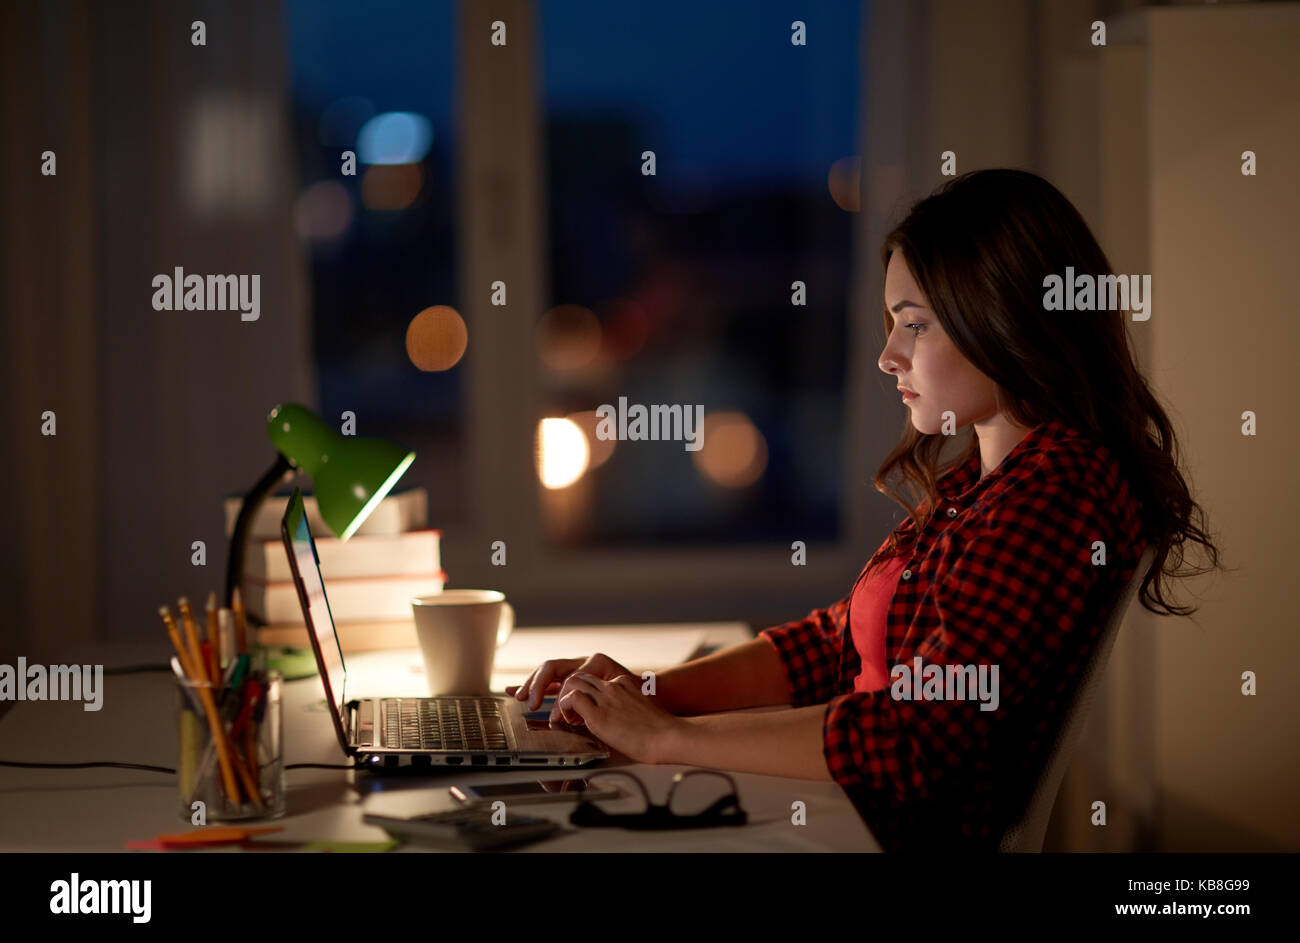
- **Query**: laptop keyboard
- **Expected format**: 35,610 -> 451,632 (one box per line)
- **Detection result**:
381,698 -> 508,751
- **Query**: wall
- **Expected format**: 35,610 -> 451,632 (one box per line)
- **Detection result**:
1143,2 -> 1300,851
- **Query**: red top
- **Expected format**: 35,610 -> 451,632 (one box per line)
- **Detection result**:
849,553 -> 906,692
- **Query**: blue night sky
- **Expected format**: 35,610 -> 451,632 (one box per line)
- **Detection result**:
286,0 -> 862,186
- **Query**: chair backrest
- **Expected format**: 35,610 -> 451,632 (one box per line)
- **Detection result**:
997,546 -> 1155,853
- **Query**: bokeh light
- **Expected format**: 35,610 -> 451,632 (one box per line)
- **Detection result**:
565,410 -> 617,470
536,417 -> 590,489
294,180 -> 353,241
357,111 -> 433,164
361,163 -> 423,211
536,304 -> 603,372
405,305 -> 468,371
828,156 -> 861,212
600,298 -> 650,362
691,411 -> 768,488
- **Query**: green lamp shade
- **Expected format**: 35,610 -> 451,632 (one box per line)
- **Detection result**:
266,403 -> 415,540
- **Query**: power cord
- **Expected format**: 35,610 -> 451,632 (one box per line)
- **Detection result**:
0,760 -> 177,773
0,760 -> 362,773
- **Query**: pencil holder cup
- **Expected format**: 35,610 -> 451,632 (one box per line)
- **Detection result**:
175,669 -> 285,823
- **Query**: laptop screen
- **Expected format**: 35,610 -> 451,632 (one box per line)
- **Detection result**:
281,487 -> 348,720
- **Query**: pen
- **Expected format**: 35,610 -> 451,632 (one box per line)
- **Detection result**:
169,656 -> 204,714
205,592 -> 221,686
220,654 -> 251,715
231,678 -> 261,738
218,607 -> 236,673
243,674 -> 261,774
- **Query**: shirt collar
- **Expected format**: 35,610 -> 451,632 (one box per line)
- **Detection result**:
938,419 -> 1077,504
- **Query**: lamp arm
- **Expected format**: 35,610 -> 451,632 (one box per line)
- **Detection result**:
225,453 -> 295,608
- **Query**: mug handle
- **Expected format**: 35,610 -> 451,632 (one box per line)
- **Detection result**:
496,602 -> 515,648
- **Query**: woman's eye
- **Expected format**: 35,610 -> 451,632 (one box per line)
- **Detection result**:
905,323 -> 925,335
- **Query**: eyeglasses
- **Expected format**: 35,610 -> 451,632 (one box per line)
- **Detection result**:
569,770 -> 747,830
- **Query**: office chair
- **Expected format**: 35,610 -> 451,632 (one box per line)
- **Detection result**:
997,546 -> 1155,853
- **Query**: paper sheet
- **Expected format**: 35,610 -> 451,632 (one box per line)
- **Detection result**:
492,625 -> 706,673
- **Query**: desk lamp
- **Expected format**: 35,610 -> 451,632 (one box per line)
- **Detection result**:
224,402 -> 416,607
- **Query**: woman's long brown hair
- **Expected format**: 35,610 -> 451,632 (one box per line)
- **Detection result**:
868,169 -> 1222,617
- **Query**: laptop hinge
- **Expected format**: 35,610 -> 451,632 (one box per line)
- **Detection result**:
347,700 -> 361,745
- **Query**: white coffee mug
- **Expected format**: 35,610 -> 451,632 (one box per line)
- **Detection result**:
411,590 -> 515,695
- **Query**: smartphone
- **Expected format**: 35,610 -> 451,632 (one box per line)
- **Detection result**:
362,806 -> 562,852
450,778 -> 620,806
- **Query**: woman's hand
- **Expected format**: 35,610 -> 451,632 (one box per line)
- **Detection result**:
506,652 -> 636,715
554,672 -> 685,765
505,652 -> 685,763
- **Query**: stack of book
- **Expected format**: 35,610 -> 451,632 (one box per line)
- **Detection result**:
225,488 -> 444,652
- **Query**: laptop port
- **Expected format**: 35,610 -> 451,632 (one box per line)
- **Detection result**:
411,755 -> 431,767
471,755 -> 488,765
445,756 -> 463,765
495,757 -> 511,765
521,757 -> 547,764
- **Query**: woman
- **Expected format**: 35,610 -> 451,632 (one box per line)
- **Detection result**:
506,169 -> 1222,850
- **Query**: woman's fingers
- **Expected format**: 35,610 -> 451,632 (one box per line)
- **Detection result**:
512,659 -> 582,710
506,655 -> 630,713
505,679 -> 559,702
554,674 -> 599,725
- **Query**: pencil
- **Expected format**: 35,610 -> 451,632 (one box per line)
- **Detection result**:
232,585 -> 248,656
159,605 -> 194,680
161,605 -> 242,805
176,597 -> 208,685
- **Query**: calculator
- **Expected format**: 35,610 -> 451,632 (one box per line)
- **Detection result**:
362,806 -> 563,851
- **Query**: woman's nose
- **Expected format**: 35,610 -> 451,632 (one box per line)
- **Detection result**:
878,342 -> 904,376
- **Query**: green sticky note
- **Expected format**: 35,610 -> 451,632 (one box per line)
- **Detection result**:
261,646 -> 319,681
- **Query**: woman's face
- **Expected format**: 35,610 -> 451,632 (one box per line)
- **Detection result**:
877,250 -> 1001,435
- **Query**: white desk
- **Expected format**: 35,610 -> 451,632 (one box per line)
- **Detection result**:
0,625 -> 880,852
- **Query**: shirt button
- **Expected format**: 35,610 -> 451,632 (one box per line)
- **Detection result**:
901,569 -> 913,580
946,507 -> 958,518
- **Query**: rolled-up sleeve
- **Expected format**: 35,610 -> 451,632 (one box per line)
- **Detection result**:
820,484 -> 1124,804
757,592 -> 851,708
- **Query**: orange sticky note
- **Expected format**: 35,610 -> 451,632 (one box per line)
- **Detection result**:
153,826 -> 283,848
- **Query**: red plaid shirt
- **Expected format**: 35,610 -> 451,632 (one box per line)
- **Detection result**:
759,419 -> 1146,851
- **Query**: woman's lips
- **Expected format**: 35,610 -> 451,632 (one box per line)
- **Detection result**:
900,388 -> 918,402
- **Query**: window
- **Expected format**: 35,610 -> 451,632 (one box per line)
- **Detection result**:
535,0 -> 863,547
285,0 -> 464,525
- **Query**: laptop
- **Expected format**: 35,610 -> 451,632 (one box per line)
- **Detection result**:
280,486 -> 609,770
